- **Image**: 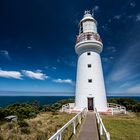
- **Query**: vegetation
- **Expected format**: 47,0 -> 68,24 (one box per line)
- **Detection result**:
108,98 -> 140,112
0,98 -> 74,121
101,113 -> 140,140
0,98 -> 78,140
1,97 -> 139,140
0,112 -> 75,139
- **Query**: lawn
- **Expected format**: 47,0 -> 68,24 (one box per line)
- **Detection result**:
101,113 -> 140,140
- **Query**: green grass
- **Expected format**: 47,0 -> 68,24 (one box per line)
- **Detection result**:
101,113 -> 140,140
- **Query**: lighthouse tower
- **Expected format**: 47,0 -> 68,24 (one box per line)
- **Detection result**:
75,11 -> 107,112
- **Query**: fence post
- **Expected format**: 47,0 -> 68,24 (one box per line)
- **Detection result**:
125,109 -> 127,114
59,133 -> 62,140
73,120 -> 76,134
106,132 -> 110,140
112,108 -> 113,115
97,115 -> 100,124
78,114 -> 81,124
100,122 -> 103,135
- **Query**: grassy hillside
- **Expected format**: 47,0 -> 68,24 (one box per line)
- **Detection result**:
101,113 -> 140,140
0,99 -> 81,140
0,112 -> 75,140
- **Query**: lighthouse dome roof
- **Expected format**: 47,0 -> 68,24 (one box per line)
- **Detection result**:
80,10 -> 96,23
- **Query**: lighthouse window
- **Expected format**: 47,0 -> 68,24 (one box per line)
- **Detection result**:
88,79 -> 92,83
87,52 -> 91,55
80,25 -> 83,33
88,64 -> 91,68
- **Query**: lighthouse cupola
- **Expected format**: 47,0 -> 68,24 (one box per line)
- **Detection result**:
76,11 -> 103,55
79,10 -> 97,34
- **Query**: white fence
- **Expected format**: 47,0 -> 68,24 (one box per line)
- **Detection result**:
95,108 -> 110,140
107,103 -> 126,115
48,108 -> 87,140
61,103 -> 75,113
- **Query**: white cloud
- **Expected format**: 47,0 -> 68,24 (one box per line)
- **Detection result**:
130,1 -> 136,7
102,57 -> 109,63
102,56 -> 114,63
136,14 -> 140,21
113,15 -> 121,20
107,42 -> 140,82
52,67 -> 56,70
22,70 -> 48,80
45,66 -> 57,70
107,46 -> 117,52
127,84 -> 140,93
93,5 -> 99,12
119,82 -> 131,88
27,46 -> 32,49
0,50 -> 11,60
109,67 -> 130,81
53,78 -> 73,84
0,70 -> 22,79
108,18 -> 112,23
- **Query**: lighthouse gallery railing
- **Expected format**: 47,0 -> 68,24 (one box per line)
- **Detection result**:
76,32 -> 102,44
48,108 -> 87,140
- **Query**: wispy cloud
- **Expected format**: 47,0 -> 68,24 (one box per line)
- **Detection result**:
101,23 -> 109,31
27,46 -> 32,49
93,5 -> 99,13
102,56 -> 114,63
45,66 -> 57,70
109,67 -> 130,81
106,41 -> 140,93
0,70 -> 22,79
0,50 -> 11,61
113,15 -> 121,20
57,56 -> 76,67
107,46 -> 117,52
130,1 -> 136,7
136,14 -> 140,21
127,84 -> 140,93
22,70 -> 48,80
53,78 -> 73,84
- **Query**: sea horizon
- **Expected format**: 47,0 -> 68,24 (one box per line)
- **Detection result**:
0,94 -> 140,108
0,91 -> 140,97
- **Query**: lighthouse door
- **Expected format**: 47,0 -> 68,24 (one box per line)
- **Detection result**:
88,98 -> 94,110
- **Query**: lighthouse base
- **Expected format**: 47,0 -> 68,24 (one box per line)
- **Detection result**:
61,103 -> 126,115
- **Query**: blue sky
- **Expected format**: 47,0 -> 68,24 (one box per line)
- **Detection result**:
0,0 -> 140,96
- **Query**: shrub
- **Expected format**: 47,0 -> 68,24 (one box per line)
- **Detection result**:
7,122 -> 15,129
18,120 -> 29,128
29,112 -> 37,118
20,127 -> 30,134
108,98 -> 138,111
0,135 -> 4,140
52,112 -> 58,115
58,98 -> 74,106
36,133 -> 46,140
132,103 -> 140,112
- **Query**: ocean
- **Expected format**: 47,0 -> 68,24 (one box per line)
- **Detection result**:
0,96 -> 74,108
0,96 -> 140,108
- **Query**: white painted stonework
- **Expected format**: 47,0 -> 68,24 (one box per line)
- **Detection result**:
75,11 -> 107,112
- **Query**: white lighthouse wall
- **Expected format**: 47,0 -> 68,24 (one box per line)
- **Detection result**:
75,51 -> 107,112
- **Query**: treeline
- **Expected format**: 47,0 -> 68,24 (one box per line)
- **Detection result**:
108,98 -> 140,112
0,98 -> 74,121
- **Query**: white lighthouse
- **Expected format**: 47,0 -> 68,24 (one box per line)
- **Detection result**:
75,11 -> 107,112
